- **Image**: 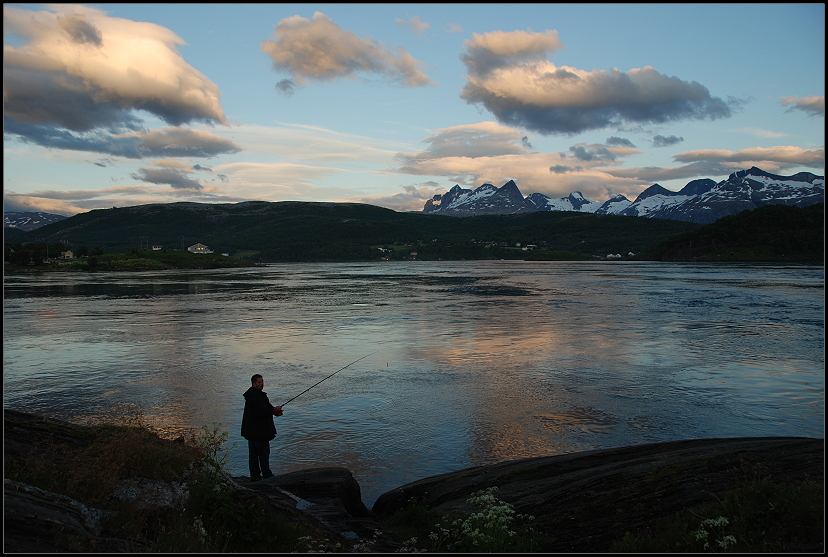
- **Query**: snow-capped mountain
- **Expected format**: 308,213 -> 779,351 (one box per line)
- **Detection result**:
424,179 -> 537,215
4,211 -> 68,231
422,167 -> 824,224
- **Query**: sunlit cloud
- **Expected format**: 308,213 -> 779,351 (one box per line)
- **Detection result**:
215,122 -> 403,165
729,127 -> 788,139
395,121 -> 534,162
459,29 -> 735,135
3,4 -> 227,131
672,146 -> 824,166
391,123 -> 649,202
2,184 -> 245,215
350,181 -> 447,212
261,12 -> 435,90
779,95 -> 825,117
211,161 -> 344,200
3,4 -> 233,168
396,16 -> 430,35
606,145 -> 825,183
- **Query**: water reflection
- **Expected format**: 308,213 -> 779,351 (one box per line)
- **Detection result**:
3,261 -> 824,505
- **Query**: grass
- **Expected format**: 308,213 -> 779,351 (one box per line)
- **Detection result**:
4,414 -> 329,552
612,479 -> 824,552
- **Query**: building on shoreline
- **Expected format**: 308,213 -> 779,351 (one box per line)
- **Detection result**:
187,243 -> 213,254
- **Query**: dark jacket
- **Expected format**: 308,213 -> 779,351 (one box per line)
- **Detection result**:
241,387 -> 277,442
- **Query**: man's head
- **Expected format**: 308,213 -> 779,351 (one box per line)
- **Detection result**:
251,374 -> 264,390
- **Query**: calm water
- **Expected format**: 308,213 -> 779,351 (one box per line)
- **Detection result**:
3,261 -> 824,506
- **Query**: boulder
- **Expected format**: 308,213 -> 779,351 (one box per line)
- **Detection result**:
265,467 -> 369,517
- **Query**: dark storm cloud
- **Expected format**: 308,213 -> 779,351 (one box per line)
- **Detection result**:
652,134 -> 684,147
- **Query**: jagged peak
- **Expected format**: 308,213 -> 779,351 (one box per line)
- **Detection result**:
634,183 -> 681,202
607,193 -> 630,202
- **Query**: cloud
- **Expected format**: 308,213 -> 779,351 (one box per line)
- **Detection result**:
549,165 -> 584,174
391,122 -> 649,202
459,29 -> 734,135
672,146 -> 824,167
445,23 -> 464,33
395,122 -> 533,164
3,183 -> 249,215
606,145 -> 825,183
122,127 -> 242,158
652,134 -> 684,147
565,144 -> 616,162
350,181 -> 446,212
4,120 -> 241,159
131,167 -> 204,190
461,29 -> 563,76
606,136 -> 637,148
261,12 -> 434,88
779,95 -> 824,117
730,127 -> 788,138
396,16 -> 430,35
3,5 -> 227,132
275,79 -> 296,95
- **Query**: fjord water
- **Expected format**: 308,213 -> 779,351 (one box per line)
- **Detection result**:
3,261 -> 824,506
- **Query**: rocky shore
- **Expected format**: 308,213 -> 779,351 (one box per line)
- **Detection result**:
4,409 -> 824,552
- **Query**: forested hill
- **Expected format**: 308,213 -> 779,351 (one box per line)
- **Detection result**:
642,203 -> 823,262
7,200 -> 701,261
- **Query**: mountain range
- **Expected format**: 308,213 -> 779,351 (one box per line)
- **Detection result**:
423,167 -> 825,224
4,211 -> 68,231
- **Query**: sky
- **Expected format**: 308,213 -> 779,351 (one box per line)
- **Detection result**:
3,3 -> 825,216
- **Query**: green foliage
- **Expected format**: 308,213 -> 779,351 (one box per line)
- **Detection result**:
384,487 -> 551,553
643,203 -> 824,261
6,200 -> 700,261
5,416 -> 318,553
611,480 -> 824,552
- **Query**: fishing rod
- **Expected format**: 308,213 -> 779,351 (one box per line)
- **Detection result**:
280,352 -> 376,407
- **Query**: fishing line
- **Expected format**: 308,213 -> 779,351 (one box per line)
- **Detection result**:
280,351 -> 377,407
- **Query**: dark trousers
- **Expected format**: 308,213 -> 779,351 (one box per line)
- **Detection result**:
247,440 -> 273,479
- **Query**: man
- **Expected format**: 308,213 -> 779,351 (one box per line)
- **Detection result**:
241,374 -> 283,481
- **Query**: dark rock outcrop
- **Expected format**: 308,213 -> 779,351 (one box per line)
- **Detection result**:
372,436 -> 824,552
5,409 -> 823,553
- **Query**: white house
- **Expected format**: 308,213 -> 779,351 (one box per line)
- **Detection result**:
187,243 -> 214,254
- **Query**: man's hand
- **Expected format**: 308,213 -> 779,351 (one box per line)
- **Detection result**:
273,406 -> 283,416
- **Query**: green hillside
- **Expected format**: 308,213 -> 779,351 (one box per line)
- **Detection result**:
5,201 -> 701,262
641,203 -> 824,262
